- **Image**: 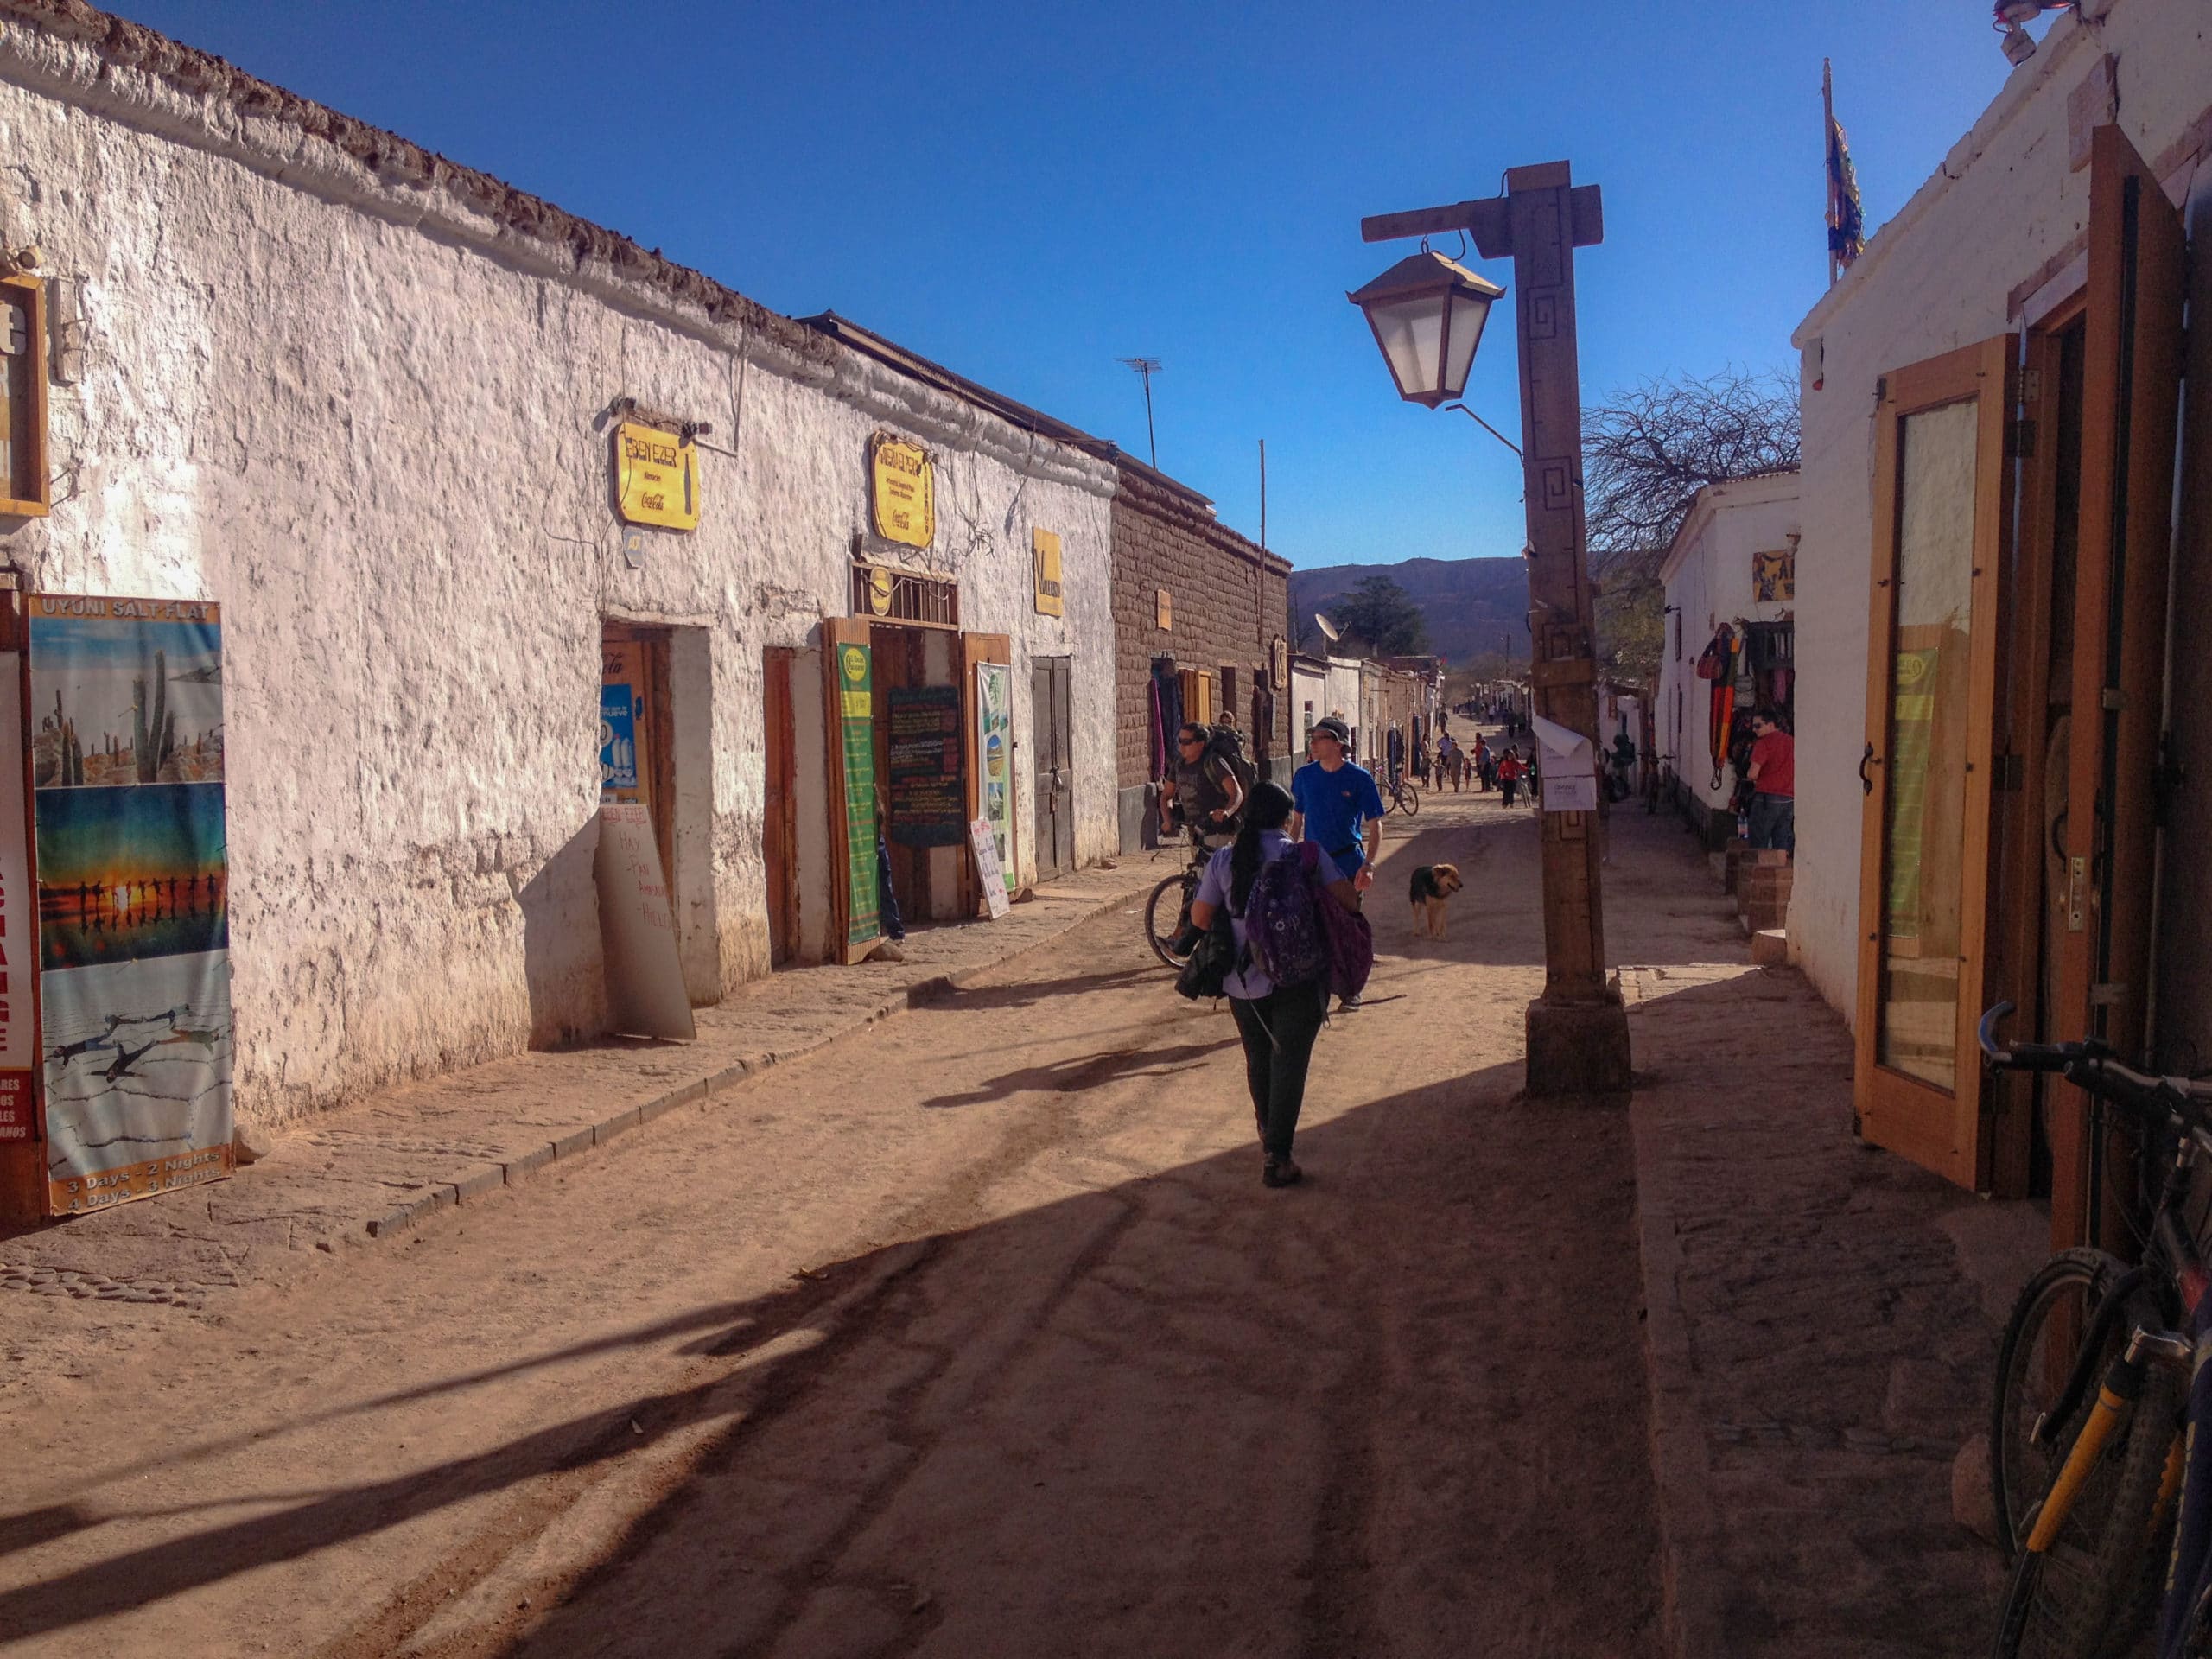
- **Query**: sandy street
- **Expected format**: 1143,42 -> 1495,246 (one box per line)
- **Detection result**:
0,772 -> 1665,1658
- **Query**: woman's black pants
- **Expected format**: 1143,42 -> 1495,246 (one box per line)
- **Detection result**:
1229,979 -> 1328,1164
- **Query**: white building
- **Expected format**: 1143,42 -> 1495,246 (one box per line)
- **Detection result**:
1655,473 -> 1800,843
1786,0 -> 2212,1218
0,10 -> 1119,1135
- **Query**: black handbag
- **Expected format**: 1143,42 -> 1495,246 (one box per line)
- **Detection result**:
1175,911 -> 1239,1001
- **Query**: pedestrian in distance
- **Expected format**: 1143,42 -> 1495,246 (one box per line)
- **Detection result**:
1288,716 -> 1382,1014
1497,746 -> 1523,809
1746,707 -> 1796,853
1187,781 -> 1361,1187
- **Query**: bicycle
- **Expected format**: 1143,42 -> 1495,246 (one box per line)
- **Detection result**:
1144,825 -> 1215,969
1381,771 -> 1420,817
1980,1001 -> 2212,1657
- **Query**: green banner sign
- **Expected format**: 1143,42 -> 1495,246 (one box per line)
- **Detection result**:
836,643 -> 880,947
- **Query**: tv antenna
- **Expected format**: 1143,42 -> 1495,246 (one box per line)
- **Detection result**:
1315,613 -> 1342,647
1118,356 -> 1162,468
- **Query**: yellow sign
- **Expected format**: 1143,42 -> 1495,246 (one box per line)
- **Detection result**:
1754,546 -> 1795,602
871,434 -> 934,548
866,565 -> 893,615
1033,528 -> 1064,616
615,422 -> 700,531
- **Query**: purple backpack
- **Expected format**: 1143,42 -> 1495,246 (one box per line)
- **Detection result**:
1244,844 -> 1373,997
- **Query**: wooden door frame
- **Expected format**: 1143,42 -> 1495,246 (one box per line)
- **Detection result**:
1986,315 -> 2074,1200
1854,334 -> 2012,1192
602,621 -> 677,896
2052,125 -> 2189,1250
960,632 -> 1012,912
762,647 -> 799,966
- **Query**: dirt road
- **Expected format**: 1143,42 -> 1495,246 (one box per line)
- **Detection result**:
0,777 -> 1662,1658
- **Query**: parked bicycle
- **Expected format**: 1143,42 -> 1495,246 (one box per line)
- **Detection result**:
1144,826 -> 1215,969
1381,770 -> 1420,817
1980,1001 -> 2212,1658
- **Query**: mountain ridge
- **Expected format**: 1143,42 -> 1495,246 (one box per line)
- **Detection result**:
1288,555 -> 1527,665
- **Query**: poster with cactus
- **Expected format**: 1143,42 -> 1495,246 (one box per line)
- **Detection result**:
28,594 -> 232,1215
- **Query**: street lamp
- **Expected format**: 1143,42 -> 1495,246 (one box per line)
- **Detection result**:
1353,162 -> 1630,1098
1345,251 -> 1504,410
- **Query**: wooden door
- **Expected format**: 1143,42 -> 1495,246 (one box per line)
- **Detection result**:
1036,655 -> 1074,880
1854,335 -> 2012,1190
821,615 -> 880,964
2051,124 -> 2188,1249
763,647 -> 798,966
1030,659 -> 1067,882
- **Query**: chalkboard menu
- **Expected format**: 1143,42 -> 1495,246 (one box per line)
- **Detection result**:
887,685 -> 966,847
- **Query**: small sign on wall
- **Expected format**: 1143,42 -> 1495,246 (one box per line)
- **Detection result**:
614,422 -> 700,531
871,433 -> 935,549
1033,528 -> 1064,616
1754,546 -> 1795,602
1156,588 -> 1173,630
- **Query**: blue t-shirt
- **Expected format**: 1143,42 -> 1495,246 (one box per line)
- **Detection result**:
1291,760 -> 1385,872
1194,830 -> 1347,1000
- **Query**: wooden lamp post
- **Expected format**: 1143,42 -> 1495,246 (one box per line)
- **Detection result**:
1351,161 -> 1631,1096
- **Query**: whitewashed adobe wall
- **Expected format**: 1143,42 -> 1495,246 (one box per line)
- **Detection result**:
1656,476 -> 1799,816
0,12 -> 1116,1123
1787,1 -> 2212,1023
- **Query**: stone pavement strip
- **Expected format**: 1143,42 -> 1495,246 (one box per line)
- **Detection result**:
0,856 -> 1168,1374
1616,817 -> 2046,1658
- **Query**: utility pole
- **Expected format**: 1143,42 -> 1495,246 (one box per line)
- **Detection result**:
1362,160 -> 1630,1096
1118,356 -> 1161,468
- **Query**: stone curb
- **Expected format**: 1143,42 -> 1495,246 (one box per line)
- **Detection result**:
1627,1090 -> 1729,1659
356,877 -> 1150,1242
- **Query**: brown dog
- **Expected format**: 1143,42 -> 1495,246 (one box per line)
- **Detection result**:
1408,863 -> 1465,939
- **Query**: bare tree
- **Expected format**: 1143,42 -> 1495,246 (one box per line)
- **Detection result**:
1583,367 -> 1800,575
1581,367 -> 1800,690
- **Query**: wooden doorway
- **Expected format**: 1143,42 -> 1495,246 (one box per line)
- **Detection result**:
1853,335 -> 2012,1191
2049,125 -> 2188,1250
763,647 -> 799,966
1033,655 -> 1073,882
601,621 -> 675,891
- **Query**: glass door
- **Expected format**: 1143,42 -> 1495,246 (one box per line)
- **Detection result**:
1854,337 -> 2011,1189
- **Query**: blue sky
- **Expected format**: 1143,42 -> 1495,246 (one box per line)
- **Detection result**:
118,2 -> 2030,569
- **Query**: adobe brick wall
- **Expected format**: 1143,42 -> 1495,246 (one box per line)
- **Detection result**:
1109,464 -> 1291,790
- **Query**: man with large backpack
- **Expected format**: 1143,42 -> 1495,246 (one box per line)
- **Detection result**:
1159,720 -> 1250,846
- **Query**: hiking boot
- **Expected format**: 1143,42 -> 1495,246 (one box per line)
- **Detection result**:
1338,993 -> 1363,1014
1262,1158 -> 1304,1188
871,938 -> 906,963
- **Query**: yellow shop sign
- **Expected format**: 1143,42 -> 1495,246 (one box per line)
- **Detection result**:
1032,527 -> 1064,616
870,433 -> 934,549
615,422 -> 701,531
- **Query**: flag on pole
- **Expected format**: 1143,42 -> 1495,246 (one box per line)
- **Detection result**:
1824,59 -> 1866,280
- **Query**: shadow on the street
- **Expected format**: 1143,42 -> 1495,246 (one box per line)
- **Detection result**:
0,1048 -> 1671,1656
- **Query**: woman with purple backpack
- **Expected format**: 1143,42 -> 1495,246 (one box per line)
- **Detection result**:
1187,781 -> 1362,1187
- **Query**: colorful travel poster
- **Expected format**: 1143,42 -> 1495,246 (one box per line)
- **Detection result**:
975,663 -> 1014,893
29,594 -> 232,1214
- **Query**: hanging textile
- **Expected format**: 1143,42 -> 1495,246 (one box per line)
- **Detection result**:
1705,625 -> 1739,791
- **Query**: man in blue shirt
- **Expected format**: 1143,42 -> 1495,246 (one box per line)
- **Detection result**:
1289,716 -> 1383,1011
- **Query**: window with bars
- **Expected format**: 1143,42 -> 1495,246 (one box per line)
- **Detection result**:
851,563 -> 960,626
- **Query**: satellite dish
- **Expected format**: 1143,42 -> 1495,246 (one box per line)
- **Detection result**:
1315,613 -> 1342,644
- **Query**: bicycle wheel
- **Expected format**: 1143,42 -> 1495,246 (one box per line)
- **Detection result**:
1145,874 -> 1196,969
1992,1248 -> 2130,1557
1993,1297 -> 2180,1659
1396,783 -> 1419,817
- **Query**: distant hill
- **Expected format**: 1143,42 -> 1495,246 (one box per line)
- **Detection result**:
1288,556 -> 1526,666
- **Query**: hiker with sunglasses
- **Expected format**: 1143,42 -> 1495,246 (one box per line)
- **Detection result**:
1159,721 -> 1246,847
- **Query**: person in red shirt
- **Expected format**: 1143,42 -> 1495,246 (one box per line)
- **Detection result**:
1746,708 -> 1795,853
